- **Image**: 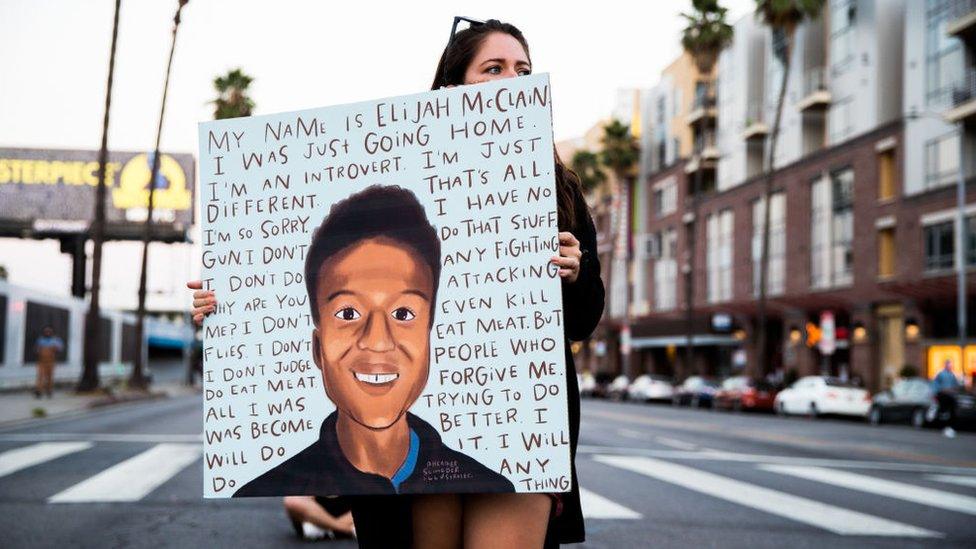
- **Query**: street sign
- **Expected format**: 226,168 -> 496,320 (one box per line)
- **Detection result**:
818,311 -> 836,356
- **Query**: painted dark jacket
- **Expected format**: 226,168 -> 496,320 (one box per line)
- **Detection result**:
234,411 -> 514,497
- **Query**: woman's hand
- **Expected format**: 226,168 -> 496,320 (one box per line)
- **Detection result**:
551,232 -> 582,284
187,280 -> 216,326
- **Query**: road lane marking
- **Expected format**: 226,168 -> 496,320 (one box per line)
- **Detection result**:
654,437 -> 697,451
928,475 -> 976,488
0,442 -> 93,478
0,433 -> 202,443
579,487 -> 641,519
49,443 -> 201,503
616,429 -> 645,440
762,465 -> 976,515
578,445 -> 976,475
594,455 -> 941,537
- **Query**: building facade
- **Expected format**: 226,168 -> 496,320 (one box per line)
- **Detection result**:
590,0 -> 976,391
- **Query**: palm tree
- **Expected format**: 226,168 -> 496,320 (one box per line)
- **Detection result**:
753,0 -> 825,378
680,0 -> 732,378
131,0 -> 189,390
599,119 -> 638,376
79,0 -> 122,392
212,68 -> 255,120
571,150 -> 607,195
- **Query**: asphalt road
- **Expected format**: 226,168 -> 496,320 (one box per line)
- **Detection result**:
1,392 -> 974,548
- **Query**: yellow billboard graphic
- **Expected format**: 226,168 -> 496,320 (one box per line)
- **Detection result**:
113,153 -> 191,211
927,345 -> 976,384
0,158 -> 122,186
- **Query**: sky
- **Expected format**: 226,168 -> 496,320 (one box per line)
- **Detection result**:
0,0 -> 757,308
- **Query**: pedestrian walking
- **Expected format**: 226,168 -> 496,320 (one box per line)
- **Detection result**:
931,359 -> 962,437
188,17 -> 604,548
34,326 -> 63,398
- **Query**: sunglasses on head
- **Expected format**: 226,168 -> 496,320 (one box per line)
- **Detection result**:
447,16 -> 485,48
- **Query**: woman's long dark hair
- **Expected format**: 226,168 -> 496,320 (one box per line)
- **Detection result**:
431,19 -> 582,231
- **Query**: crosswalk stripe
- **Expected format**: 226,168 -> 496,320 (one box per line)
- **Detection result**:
594,455 -> 940,537
580,487 -> 641,519
0,442 -> 93,478
928,474 -> 976,488
762,465 -> 976,516
48,443 -> 200,503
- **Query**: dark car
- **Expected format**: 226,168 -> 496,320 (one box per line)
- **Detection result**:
714,376 -> 778,412
868,377 -> 935,427
672,376 -> 720,408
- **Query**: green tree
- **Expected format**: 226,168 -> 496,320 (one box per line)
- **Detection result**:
680,0 -> 732,378
753,0 -> 825,378
571,150 -> 606,194
212,68 -> 255,120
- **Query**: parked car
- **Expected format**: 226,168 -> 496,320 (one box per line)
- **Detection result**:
714,376 -> 778,412
607,375 -> 631,400
868,377 -> 934,427
627,374 -> 675,402
774,376 -> 871,418
672,376 -> 720,408
926,388 -> 976,430
579,371 -> 598,398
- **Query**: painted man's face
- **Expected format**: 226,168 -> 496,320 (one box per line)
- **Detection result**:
312,237 -> 433,429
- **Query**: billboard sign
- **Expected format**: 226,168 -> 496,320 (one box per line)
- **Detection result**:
0,147 -> 195,241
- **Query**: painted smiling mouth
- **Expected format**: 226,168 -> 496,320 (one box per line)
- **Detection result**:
354,372 -> 399,385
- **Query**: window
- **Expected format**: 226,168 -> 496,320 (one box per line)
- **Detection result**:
832,169 -> 854,284
652,177 -> 677,218
925,220 -> 955,271
925,131 -> 960,190
926,0 -> 964,106
752,193 -> 786,296
878,149 -> 896,200
0,294 -> 6,364
654,228 -> 678,311
830,0 -> 856,70
878,228 -> 895,278
828,97 -> 854,144
811,168 -> 855,288
707,209 -> 734,303
22,302 -> 70,363
925,215 -> 976,271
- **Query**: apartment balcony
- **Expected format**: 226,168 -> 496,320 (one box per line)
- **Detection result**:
945,68 -> 976,124
684,131 -> 719,175
741,100 -> 769,142
946,0 -> 976,43
797,67 -> 831,112
687,94 -> 717,126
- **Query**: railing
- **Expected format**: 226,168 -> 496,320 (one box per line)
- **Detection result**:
945,0 -> 976,22
692,92 -> 716,111
951,67 -> 976,107
694,130 -> 717,155
803,67 -> 828,97
745,100 -> 765,127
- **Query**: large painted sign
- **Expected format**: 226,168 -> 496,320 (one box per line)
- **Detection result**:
198,73 -> 570,497
0,148 -> 195,240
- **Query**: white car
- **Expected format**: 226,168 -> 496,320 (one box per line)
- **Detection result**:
774,376 -> 871,418
627,375 -> 675,402
579,371 -> 597,397
607,375 -> 631,400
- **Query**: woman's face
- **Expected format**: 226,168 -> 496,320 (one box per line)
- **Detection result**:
463,31 -> 531,85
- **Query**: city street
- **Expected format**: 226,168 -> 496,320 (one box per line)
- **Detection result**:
1,392 -> 974,548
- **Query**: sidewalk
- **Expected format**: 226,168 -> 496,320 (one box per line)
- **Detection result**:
0,382 -> 200,428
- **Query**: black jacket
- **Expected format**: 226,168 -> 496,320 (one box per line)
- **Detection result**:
234,411 -> 514,497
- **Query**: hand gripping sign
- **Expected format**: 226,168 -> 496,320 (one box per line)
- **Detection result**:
198,73 -> 570,497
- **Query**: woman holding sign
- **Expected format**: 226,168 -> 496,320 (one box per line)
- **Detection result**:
189,17 -> 604,548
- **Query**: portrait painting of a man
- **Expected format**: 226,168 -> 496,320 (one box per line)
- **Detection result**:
234,185 -> 514,496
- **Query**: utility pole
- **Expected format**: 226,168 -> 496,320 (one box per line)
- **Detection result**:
132,0 -> 189,389
79,0 -> 122,392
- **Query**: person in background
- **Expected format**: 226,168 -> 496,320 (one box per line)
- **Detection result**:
284,496 -> 356,541
35,326 -> 63,398
931,359 -> 962,437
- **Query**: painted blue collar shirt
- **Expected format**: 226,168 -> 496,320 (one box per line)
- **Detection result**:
234,411 -> 514,497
